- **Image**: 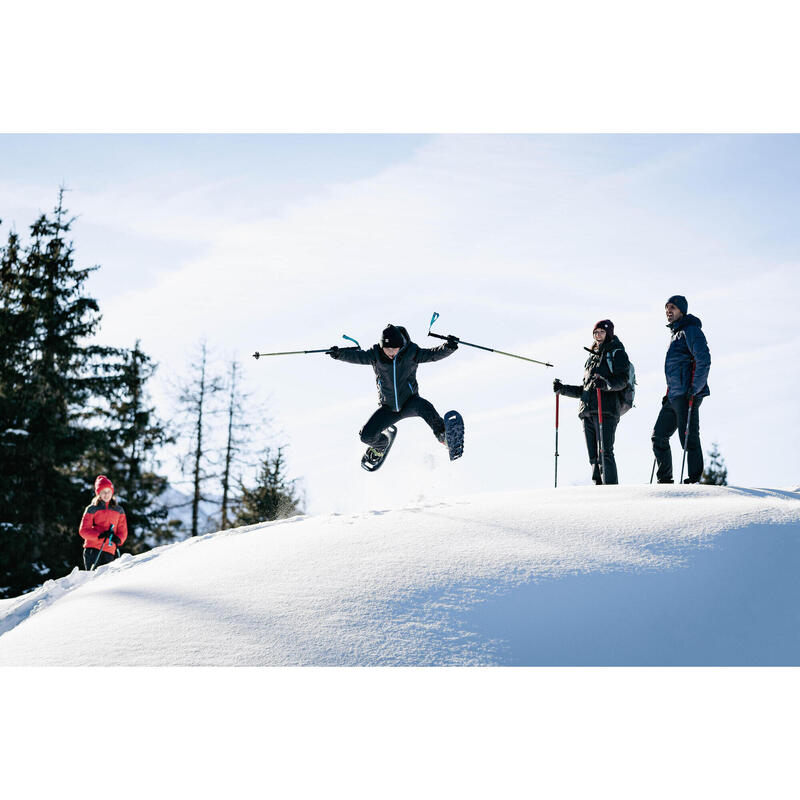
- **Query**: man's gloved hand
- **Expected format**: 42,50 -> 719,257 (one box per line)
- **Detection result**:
445,335 -> 459,351
328,346 -> 340,359
592,374 -> 609,389
553,379 -> 563,393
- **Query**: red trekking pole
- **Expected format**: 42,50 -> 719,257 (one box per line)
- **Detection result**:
554,392 -> 560,488
596,387 -> 605,485
679,361 -> 697,484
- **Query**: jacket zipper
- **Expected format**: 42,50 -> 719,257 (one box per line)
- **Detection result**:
393,358 -> 399,411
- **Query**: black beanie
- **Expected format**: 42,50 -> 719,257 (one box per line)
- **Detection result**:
593,319 -> 614,338
381,325 -> 405,349
666,295 -> 688,315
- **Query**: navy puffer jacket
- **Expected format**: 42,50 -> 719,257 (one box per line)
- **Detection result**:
665,314 -> 711,398
335,327 -> 454,410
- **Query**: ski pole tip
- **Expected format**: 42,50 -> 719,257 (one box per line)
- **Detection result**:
252,352 -> 260,360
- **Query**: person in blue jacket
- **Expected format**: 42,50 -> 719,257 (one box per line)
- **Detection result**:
652,295 -> 711,483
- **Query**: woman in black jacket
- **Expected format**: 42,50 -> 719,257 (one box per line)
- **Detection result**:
554,319 -> 630,485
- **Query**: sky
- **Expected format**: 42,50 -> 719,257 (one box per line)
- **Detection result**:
1,134 -> 798,513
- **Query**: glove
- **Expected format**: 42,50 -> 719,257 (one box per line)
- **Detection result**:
553,379 -> 563,393
97,527 -> 117,543
328,346 -> 340,359
591,374 -> 609,389
445,335 -> 459,350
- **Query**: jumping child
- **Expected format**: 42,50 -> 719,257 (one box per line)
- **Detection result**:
329,324 -> 458,467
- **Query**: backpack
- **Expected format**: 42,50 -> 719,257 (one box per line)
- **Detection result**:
606,349 -> 636,416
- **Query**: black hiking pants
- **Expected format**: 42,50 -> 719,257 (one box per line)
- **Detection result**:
652,395 -> 704,483
582,414 -> 619,485
83,548 -> 115,570
360,396 -> 445,451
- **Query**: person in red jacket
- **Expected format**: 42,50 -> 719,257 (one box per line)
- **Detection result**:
78,475 -> 128,570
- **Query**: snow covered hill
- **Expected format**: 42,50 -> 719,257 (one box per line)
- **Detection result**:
1,484 -> 799,666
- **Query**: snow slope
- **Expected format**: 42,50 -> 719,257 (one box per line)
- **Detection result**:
1,484 -> 799,666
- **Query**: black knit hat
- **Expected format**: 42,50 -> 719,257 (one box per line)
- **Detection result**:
593,319 -> 614,338
666,295 -> 688,315
381,324 -> 405,349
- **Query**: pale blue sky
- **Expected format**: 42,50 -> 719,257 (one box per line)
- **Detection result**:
1,134 -> 798,510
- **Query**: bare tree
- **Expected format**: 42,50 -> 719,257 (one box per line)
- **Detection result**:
176,340 -> 223,536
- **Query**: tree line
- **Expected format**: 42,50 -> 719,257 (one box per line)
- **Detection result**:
0,193 -> 302,598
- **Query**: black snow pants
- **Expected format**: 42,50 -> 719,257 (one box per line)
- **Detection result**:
582,414 -> 619,485
83,548 -> 116,570
360,395 -> 445,451
652,394 -> 704,483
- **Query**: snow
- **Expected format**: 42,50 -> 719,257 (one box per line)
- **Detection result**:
1,484 -> 799,666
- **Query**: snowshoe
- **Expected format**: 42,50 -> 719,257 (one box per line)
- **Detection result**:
443,410 -> 464,461
360,425 -> 397,472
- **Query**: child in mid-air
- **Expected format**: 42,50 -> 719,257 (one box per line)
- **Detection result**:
329,324 -> 458,465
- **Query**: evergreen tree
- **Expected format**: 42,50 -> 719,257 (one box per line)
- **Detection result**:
0,191 -> 123,596
0,222 -> 36,595
233,446 -> 304,526
701,442 -> 728,486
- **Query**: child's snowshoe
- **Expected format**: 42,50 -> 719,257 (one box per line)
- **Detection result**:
443,410 -> 464,461
360,425 -> 397,472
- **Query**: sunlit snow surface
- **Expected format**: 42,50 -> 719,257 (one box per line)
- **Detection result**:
1,485 -> 799,666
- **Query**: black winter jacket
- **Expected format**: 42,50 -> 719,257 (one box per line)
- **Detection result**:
335,329 -> 455,410
664,314 -> 710,399
560,336 -> 630,420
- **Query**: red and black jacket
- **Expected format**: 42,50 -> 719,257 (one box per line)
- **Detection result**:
79,499 -> 129,555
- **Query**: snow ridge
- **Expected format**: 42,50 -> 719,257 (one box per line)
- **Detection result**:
1,485 -> 799,666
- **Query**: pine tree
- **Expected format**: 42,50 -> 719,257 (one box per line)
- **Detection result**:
0,191 -> 124,596
175,340 -> 223,537
0,223 -> 36,595
233,446 -> 304,526
701,442 -> 728,486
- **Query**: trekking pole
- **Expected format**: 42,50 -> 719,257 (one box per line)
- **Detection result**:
596,388 -> 606,485
554,392 -> 560,488
91,524 -> 113,571
650,458 -> 656,484
679,397 -> 696,484
679,361 -> 698,484
253,334 -> 361,360
427,312 -> 553,367
253,348 -> 329,359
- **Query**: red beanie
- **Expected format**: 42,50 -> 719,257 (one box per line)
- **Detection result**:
94,475 -> 114,495
593,319 -> 614,338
